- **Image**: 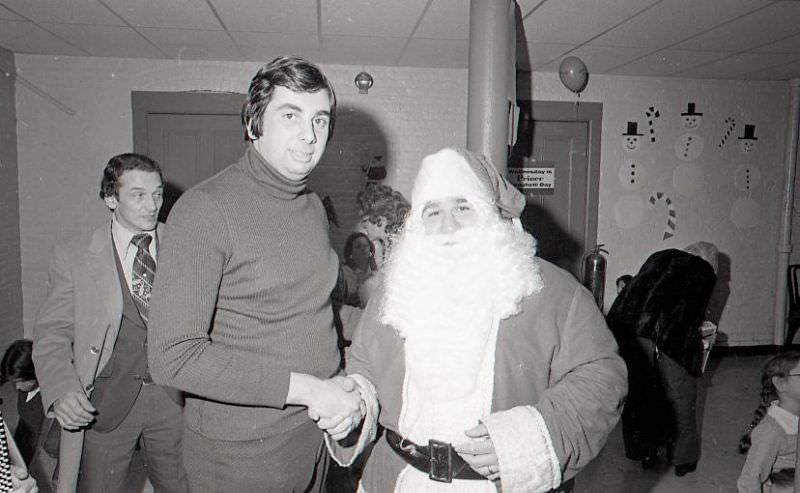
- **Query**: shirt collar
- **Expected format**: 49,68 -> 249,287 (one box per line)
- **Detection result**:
768,401 -> 799,435
111,215 -> 156,260
26,387 -> 40,403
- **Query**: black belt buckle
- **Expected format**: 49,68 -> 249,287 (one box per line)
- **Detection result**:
428,439 -> 453,483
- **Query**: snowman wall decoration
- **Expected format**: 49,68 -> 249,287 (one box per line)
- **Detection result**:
680,102 -> 703,130
622,121 -> 643,153
674,102 -> 705,162
738,124 -> 758,154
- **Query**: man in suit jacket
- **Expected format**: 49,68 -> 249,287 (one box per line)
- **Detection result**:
32,154 -> 187,493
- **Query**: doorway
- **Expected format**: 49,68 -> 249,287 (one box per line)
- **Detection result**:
131,91 -> 246,220
509,100 -> 602,278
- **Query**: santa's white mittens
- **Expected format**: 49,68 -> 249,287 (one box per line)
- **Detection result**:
482,406 -> 561,493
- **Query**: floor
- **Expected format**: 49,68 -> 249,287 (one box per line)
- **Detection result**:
572,349 -> 771,493
0,350 -> 777,493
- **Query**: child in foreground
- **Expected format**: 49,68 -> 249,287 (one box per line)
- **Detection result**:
737,351 -> 800,493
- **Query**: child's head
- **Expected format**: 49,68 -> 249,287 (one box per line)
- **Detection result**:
0,339 -> 37,392
739,350 -> 800,453
762,350 -> 800,404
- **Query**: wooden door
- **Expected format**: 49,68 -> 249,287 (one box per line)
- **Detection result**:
132,92 -> 246,220
509,101 -> 602,279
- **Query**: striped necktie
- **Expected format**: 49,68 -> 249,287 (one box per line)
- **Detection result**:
131,233 -> 156,324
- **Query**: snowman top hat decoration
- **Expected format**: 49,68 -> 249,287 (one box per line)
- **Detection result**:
623,121 -> 643,136
739,124 -> 758,140
681,103 -> 703,116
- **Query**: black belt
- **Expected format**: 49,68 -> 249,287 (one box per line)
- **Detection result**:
385,429 -> 484,483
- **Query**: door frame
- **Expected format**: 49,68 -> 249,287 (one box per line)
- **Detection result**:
520,100 -> 603,251
131,91 -> 246,156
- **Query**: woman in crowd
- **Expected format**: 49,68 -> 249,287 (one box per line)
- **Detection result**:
353,183 -> 410,307
340,232 -> 378,308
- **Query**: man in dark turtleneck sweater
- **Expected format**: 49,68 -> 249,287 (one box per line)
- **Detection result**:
148,56 -> 364,492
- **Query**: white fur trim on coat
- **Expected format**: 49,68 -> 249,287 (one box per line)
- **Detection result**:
325,374 -> 380,467
482,405 -> 561,493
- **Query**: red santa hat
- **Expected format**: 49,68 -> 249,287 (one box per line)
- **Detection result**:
410,147 -> 526,220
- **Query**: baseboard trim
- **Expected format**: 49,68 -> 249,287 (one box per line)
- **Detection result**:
711,345 -> 791,358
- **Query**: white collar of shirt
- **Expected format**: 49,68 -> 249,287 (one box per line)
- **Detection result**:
111,215 -> 157,261
26,387 -> 40,403
111,215 -> 157,287
768,401 -> 799,435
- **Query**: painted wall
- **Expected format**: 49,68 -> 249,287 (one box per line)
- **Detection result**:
13,54 -> 792,345
790,121 -> 800,267
0,46 -> 22,346
14,54 -> 467,334
520,72 -> 790,345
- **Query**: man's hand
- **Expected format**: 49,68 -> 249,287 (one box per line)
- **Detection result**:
10,465 -> 38,493
53,391 -> 96,430
454,422 -> 500,481
313,376 -> 366,440
287,373 -> 364,441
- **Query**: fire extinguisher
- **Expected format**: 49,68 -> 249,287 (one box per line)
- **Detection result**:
582,244 -> 608,308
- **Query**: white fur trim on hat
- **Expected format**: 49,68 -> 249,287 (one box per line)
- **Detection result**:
411,148 -> 492,209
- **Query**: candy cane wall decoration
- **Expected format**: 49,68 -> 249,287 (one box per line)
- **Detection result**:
648,191 -> 676,240
645,106 -> 661,143
718,117 -> 736,148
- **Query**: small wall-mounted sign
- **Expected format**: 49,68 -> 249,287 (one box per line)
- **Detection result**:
507,161 -> 555,196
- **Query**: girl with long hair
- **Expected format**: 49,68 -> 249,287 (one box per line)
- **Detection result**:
738,351 -> 800,492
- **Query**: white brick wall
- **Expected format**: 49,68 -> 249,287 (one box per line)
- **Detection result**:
314,65 -> 468,252
14,55 -> 468,331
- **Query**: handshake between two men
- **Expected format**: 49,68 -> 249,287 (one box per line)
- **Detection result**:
287,373 -> 366,441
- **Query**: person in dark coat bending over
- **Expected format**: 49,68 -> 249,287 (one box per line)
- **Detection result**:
606,241 -> 718,477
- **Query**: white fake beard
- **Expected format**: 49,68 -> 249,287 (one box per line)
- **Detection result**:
380,214 -> 542,444
382,214 -> 542,343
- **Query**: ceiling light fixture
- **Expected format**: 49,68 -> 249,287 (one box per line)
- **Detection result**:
354,71 -> 374,94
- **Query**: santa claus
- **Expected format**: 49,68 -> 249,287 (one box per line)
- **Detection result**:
328,147 -> 626,492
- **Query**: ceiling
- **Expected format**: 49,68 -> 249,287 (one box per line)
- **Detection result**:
1,0 -> 800,81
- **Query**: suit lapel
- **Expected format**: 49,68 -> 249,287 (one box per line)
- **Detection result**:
86,221 -> 165,341
87,222 -> 123,346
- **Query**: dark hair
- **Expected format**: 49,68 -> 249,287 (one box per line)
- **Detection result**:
357,183 -> 410,237
616,274 -> 632,286
343,232 -> 376,270
242,56 -> 336,142
739,351 -> 800,453
0,339 -> 36,386
99,153 -> 163,200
